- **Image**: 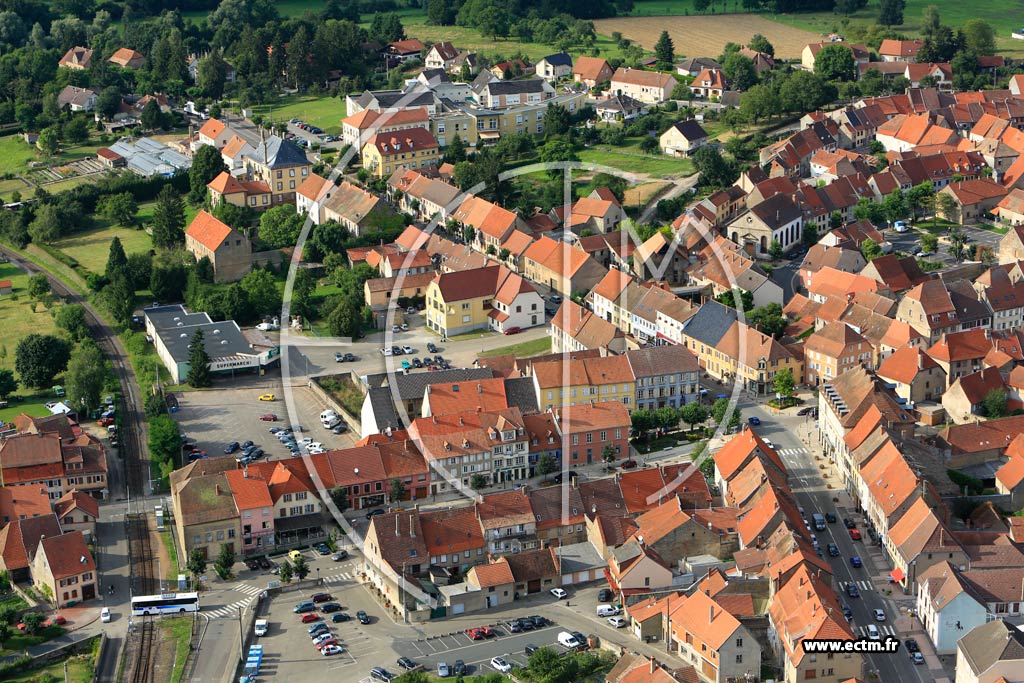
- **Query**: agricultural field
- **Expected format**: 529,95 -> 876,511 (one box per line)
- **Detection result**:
52,223 -> 154,276
0,262 -> 62,383
593,13 -> 820,59
250,95 -> 347,136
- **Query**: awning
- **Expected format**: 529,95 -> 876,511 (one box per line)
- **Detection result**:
890,568 -> 905,582
479,131 -> 500,140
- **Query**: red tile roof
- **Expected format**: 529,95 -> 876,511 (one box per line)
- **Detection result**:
186,210 -> 234,252
52,489 -> 99,521
420,506 -> 485,556
38,531 -> 95,580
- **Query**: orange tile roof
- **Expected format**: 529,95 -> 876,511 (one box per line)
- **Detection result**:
862,442 -> 917,519
926,328 -> 993,362
996,451 -> 1024,490
475,490 -> 534,529
669,590 -> 742,650
843,404 -> 884,451
618,469 -> 668,514
108,47 -> 144,66
198,118 -> 226,139
207,171 -> 245,195
629,498 -> 691,546
421,506 -> 485,556
573,56 -> 611,82
713,427 -> 786,482
471,559 -> 515,587
296,173 -> 332,201
876,344 -> 939,384
186,210 -> 234,251
0,485 -> 52,522
224,469 -> 273,509
38,531 -> 95,580
52,488 -> 99,521
426,377 -> 508,416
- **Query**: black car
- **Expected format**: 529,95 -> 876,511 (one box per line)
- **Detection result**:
321,602 -> 343,613
843,518 -> 857,529
357,610 -> 370,624
525,644 -> 539,656
842,605 -> 853,621
427,342 -> 438,353
571,631 -> 587,648
825,512 -> 837,523
598,588 -> 614,602
397,657 -> 417,670
392,345 -> 402,356
846,583 -> 860,598
366,508 -> 385,520
343,353 -> 356,362
331,612 -> 352,623
241,440 -> 254,449
224,441 -> 240,454
315,543 -> 331,556
245,559 -> 260,570
529,615 -> 546,628
434,354 -> 444,364
827,543 -> 840,557
904,639 -> 920,653
517,617 -> 534,631
332,424 -> 348,434
370,667 -> 396,682
242,445 -> 257,457
453,660 -> 466,675
412,358 -> 423,368
249,448 -> 264,460
308,623 -> 330,637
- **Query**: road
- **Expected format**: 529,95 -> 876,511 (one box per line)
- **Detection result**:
742,399 -> 931,683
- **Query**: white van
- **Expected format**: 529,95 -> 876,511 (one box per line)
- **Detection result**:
557,631 -> 581,649
596,604 -> 621,617
254,619 -> 268,636
319,410 -> 337,425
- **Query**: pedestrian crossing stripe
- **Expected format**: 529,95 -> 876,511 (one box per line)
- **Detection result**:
324,572 -> 354,583
235,584 -> 264,596
778,448 -> 808,457
205,597 -> 256,618
841,580 -> 874,591
857,625 -> 896,637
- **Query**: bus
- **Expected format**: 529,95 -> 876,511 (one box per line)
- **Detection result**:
131,592 -> 200,616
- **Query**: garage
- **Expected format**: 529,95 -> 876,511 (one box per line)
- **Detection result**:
451,603 -> 465,615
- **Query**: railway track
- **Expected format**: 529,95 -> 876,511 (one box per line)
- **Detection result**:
131,618 -> 154,683
129,514 -> 158,596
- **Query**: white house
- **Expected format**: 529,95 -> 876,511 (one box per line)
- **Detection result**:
535,53 -> 573,82
916,562 -> 989,655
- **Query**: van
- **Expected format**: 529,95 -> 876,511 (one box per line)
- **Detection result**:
557,631 -> 581,649
812,514 -> 826,531
319,409 -> 337,423
293,601 -> 315,613
289,549 -> 304,562
596,605 -> 621,617
254,619 -> 268,636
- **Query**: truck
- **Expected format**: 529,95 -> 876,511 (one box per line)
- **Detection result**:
254,619 -> 268,636
812,513 -> 826,531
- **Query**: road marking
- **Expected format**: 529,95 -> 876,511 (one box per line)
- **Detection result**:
779,448 -> 808,457
858,625 -> 896,637
204,597 -> 255,618
233,583 -> 265,597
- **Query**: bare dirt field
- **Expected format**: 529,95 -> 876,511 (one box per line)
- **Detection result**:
594,14 -> 820,60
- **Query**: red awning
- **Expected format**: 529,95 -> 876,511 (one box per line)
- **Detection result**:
890,568 -> 905,582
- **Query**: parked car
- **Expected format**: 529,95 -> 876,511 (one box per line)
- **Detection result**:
620,459 -> 637,469
503,326 -> 521,335
550,588 -> 567,599
370,667 -> 396,681
321,645 -> 344,656
453,660 -> 466,675
490,657 -> 511,673
466,627 -> 484,640
427,342 -> 438,353
258,394 -> 276,401
332,550 -> 348,561
321,603 -> 343,613
402,345 -> 414,354
332,424 -> 348,434
315,543 -> 331,555
843,518 -> 856,529
905,639 -> 920,653
357,610 -> 370,624
825,512 -> 837,523
506,620 -> 522,633
436,661 -> 449,677
480,626 -> 496,637
598,588 -> 614,602
849,528 -> 862,541
100,607 -> 111,623
911,652 -> 925,665
300,613 -> 320,623
259,413 -> 277,421
224,441 -> 240,454
311,592 -> 333,603
397,657 -> 418,670
366,508 -> 384,520
241,440 -> 254,450
608,616 -> 627,628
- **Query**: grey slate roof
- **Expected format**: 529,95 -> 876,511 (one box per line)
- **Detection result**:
750,193 -> 802,229
670,120 -> 709,142
957,618 -> 1024,675
249,135 -> 308,169
625,345 -> 699,379
484,79 -> 549,96
680,300 -> 738,347
541,53 -> 573,67
504,377 -> 539,414
356,89 -> 436,110
553,542 -> 605,574
366,387 -> 403,432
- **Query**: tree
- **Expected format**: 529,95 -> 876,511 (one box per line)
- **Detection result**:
922,5 -> 942,38
189,145 -> 227,205
983,388 -> 1008,418
198,49 -> 228,99
814,44 -> 857,81
861,238 -> 883,261
722,53 -> 757,91
921,233 -> 939,254
773,367 -> 795,403
0,622 -> 12,649
537,453 -> 557,478
693,146 -> 738,189
853,198 -> 886,225
325,299 -> 359,338
906,182 -> 935,220
15,334 -> 71,388
187,549 -> 207,580
654,30 -> 674,69
27,273 -> 50,299
768,239 -> 783,260
54,304 -> 88,342
65,343 -> 106,413
936,193 -> 958,222
878,0 -> 905,26
715,288 -> 753,311
63,116 -> 90,144
241,269 -> 281,315
470,473 -> 487,490
739,84 -> 778,123
140,99 -> 162,131
748,34 -> 774,57
389,478 -> 406,503
98,192 -> 138,227
96,86 -> 121,121
186,329 -> 212,388
779,71 -> 835,113
279,559 -> 294,583
748,303 -> 787,338
328,486 -> 349,513
105,237 -> 128,284
711,398 -> 741,430
445,134 -> 467,164
601,444 -> 617,463
544,103 -> 571,137
148,415 -> 182,465
258,205 -> 304,248
214,543 -> 235,578
0,369 -> 16,400
28,204 -> 63,244
882,189 -> 907,224
104,275 -> 135,326
961,19 -> 995,56
36,127 -> 59,156
680,402 -> 708,430
151,186 -> 186,248
292,553 -> 310,580
21,612 -> 43,634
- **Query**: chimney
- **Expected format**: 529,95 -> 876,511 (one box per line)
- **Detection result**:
215,484 -> 221,495
709,604 -> 715,622
650,658 -> 656,675
477,383 -> 483,393
410,514 -> 416,537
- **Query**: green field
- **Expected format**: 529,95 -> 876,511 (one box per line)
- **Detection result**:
53,223 -> 153,276
0,135 -> 38,175
251,94 -> 347,135
0,262 -> 62,372
578,145 -> 694,177
2,653 -> 92,683
479,336 -> 551,358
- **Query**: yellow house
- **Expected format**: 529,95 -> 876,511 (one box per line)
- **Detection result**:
530,355 -> 635,412
425,264 -> 540,337
361,126 -> 439,179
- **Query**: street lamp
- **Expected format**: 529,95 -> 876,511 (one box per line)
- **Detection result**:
316,567 -> 321,585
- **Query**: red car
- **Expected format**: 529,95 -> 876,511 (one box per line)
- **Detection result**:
849,528 -> 862,541
301,613 -> 321,623
480,626 -> 496,638
98,417 -> 114,427
260,414 -> 278,421
315,638 -> 338,650
466,628 -> 484,640
620,459 -> 638,469
503,327 -> 521,335
44,615 -> 66,627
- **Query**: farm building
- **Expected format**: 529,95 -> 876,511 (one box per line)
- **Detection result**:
106,137 -> 191,177
0,280 -> 11,296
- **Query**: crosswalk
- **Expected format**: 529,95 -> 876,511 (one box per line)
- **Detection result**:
778,448 -> 808,457
841,580 -> 874,591
322,571 -> 356,584
234,583 -> 266,597
205,596 -> 256,618
857,624 -> 897,637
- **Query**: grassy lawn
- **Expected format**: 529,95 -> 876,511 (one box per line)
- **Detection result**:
2,651 -> 94,683
52,223 -> 153,276
479,336 -> 551,358
446,330 -> 492,341
578,145 -> 694,177
0,177 -> 31,202
160,530 -> 180,581
0,135 -> 38,175
914,218 -> 961,234
38,175 -> 97,194
976,221 -> 1009,235
0,625 -> 67,658
251,95 -> 346,136
0,397 -> 50,424
157,617 -> 193,683
24,244 -> 88,293
0,262 -> 63,372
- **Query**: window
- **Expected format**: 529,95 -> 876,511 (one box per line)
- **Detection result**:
736,638 -> 743,647
289,169 -> 295,177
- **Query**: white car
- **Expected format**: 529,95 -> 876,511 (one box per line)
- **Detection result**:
308,447 -> 325,455
873,609 -> 886,622
321,644 -> 344,656
381,347 -> 393,357
608,616 -> 627,628
867,625 -> 881,640
256,321 -> 279,331
893,220 -> 908,232
763,439 -> 775,449
490,657 -> 511,673
100,607 -> 111,623
402,345 -> 414,355
550,588 -> 567,599
312,633 -> 334,645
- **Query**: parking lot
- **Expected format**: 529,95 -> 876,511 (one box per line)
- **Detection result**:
173,386 -> 356,465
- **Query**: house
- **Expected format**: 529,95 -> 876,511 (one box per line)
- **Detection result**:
108,48 -> 145,70
554,194 -> 626,234
30,531 -> 97,607
0,515 -> 62,582
220,135 -> 256,171
0,280 -> 11,296
938,179 -> 1007,224
0,430 -> 108,500
223,468 -> 274,556
321,180 -> 398,236
897,281 -> 978,345
916,561 -> 989,654
449,50 -> 480,76
994,189 -> 1024,227
999,224 -> 1024,263
739,47 -> 775,74
341,107 -> 430,150
875,114 -> 958,154
53,489 -> 99,541
169,461 -> 239,561
294,174 -> 332,224
385,38 -> 425,63
551,299 -> 626,355
804,321 -> 872,386
628,498 -> 722,565
536,53 -> 572,82
424,41 -> 459,71
184,210 -> 252,283
942,368 -> 1007,423
955,616 -> 1024,683
675,57 -> 722,77
531,354 -> 635,412
609,540 -> 672,591
346,89 -> 437,117
474,79 -> 554,108
420,503 -> 487,578
424,265 -> 542,337
573,56 -> 613,88
58,46 -> 93,70
474,490 -> 537,555
310,443 -> 430,511
206,172 -> 271,211
625,345 -> 701,410
361,127 -> 439,179
859,254 -> 929,293
610,68 -> 675,105
926,329 -> 996,386
876,344 -> 945,404
879,39 -> 925,62
553,401 -> 632,466
659,120 -> 709,157
688,68 -> 728,99
57,86 -> 97,112
905,62 -> 953,89
800,41 -> 870,71
196,118 -> 235,149
362,510 -> 431,617
595,95 -> 647,123
243,135 -> 313,204
726,193 -> 803,258
885,497 -> 967,594
522,236 -> 608,297
667,590 -> 762,683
